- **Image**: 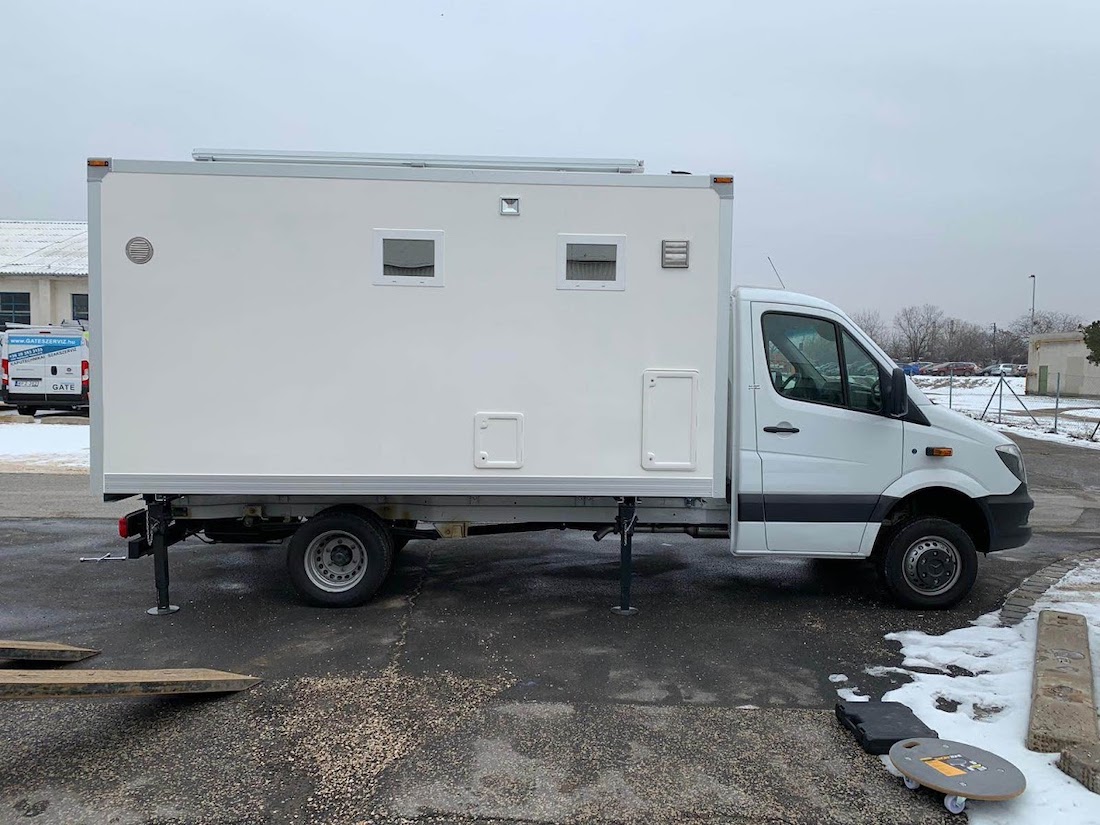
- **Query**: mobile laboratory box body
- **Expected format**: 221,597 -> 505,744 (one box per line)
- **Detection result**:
89,151 -> 1032,612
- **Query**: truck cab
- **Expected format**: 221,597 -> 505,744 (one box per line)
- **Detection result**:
731,288 -> 1032,608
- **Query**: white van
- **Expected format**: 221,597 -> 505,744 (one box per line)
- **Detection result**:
0,324 -> 90,416
90,151 -> 1032,614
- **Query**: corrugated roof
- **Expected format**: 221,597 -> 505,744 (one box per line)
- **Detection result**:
0,220 -> 87,277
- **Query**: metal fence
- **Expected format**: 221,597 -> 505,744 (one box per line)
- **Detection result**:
937,371 -> 1100,441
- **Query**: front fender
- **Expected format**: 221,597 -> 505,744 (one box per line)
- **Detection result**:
881,468 -> 987,501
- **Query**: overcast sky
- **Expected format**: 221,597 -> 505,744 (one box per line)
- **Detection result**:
2,0 -> 1097,325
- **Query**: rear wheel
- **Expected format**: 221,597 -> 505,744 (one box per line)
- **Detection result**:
16,406 -> 37,417
286,511 -> 393,607
877,517 -> 977,609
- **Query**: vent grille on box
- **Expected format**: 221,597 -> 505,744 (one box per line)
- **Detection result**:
125,237 -> 154,264
661,240 -> 689,268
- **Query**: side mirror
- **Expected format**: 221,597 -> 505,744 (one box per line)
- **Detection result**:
884,366 -> 909,418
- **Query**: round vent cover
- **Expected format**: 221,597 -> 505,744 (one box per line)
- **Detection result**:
125,236 -> 154,264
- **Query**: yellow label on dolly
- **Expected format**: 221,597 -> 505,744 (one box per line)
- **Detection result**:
922,758 -> 967,778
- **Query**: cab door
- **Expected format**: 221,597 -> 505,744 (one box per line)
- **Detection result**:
749,303 -> 904,554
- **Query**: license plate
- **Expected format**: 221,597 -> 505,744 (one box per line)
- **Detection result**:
50,382 -> 77,393
13,379 -> 40,388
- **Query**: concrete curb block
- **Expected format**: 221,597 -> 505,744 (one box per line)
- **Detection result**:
38,417 -> 90,425
999,549 -> 1100,627
0,415 -> 36,424
1059,745 -> 1100,794
1026,610 -> 1099,754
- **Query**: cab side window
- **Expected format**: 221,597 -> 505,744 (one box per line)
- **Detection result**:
761,314 -> 844,406
842,331 -> 883,413
762,313 -> 885,413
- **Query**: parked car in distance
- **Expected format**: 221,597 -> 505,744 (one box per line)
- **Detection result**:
925,362 -> 979,376
979,363 -> 1017,376
898,361 -> 934,375
1013,364 -> 1027,377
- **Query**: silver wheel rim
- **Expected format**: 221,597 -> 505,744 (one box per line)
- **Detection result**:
304,530 -> 368,593
902,536 -> 962,597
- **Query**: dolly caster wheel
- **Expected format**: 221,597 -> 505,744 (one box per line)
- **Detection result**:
903,776 -> 920,791
943,795 -> 966,815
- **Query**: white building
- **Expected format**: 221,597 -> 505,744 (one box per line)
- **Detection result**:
1027,330 -> 1100,398
0,220 -> 88,328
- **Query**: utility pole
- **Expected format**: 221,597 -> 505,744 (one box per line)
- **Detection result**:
992,322 -> 997,362
1029,274 -> 1036,333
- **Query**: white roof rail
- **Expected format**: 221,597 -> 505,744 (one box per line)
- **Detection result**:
192,149 -> 645,174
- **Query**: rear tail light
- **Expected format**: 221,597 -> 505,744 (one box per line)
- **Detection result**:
81,359 -> 89,392
1,358 -> 7,388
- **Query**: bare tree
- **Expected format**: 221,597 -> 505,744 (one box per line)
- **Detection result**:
936,318 -> 992,363
893,304 -> 944,361
850,309 -> 888,345
1009,310 -> 1083,337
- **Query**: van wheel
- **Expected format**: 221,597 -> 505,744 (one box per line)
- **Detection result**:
16,406 -> 37,417
286,511 -> 393,607
877,517 -> 977,609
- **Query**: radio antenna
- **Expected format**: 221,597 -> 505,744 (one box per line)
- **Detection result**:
767,256 -> 787,289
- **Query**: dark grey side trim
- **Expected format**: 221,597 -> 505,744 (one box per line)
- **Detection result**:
738,494 -> 898,523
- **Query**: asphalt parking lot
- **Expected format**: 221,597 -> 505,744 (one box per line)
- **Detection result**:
1,435 -> 1098,824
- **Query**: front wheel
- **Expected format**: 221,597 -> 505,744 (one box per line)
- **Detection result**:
876,517 -> 977,609
286,511 -> 393,607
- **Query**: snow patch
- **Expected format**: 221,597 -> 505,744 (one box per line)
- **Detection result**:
836,687 -> 869,702
828,673 -> 848,683
844,559 -> 1100,824
0,423 -> 89,469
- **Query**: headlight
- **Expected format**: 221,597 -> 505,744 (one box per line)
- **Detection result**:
996,444 -> 1026,485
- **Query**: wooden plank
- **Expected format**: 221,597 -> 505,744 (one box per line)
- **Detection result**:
0,668 -> 260,699
0,639 -> 100,663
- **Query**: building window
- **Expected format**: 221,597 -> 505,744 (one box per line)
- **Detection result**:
557,234 -> 626,291
373,229 -> 445,287
72,293 -> 89,322
0,292 -> 31,326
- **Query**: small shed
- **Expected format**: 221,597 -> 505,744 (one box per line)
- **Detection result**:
1027,331 -> 1100,398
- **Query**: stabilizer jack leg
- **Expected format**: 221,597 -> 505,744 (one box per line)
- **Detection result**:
147,497 -> 180,616
610,497 -> 639,616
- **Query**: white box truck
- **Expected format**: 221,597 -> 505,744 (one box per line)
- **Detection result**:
89,151 -> 1032,615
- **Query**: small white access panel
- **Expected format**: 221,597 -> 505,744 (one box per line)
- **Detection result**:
641,370 -> 698,470
474,413 -> 524,469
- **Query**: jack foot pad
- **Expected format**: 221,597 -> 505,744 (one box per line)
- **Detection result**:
610,606 -> 639,616
147,605 -> 180,616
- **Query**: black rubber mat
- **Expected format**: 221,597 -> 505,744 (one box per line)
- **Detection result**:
835,700 -> 938,755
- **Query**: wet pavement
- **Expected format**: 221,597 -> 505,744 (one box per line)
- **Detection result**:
0,435 -> 1097,824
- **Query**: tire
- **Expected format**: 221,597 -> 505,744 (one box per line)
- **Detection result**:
391,537 -> 410,555
16,406 -> 37,417
286,511 -> 393,607
876,517 -> 977,609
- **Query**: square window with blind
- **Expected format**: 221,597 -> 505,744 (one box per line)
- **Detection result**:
557,234 -> 626,291
373,229 -> 445,287
71,293 -> 89,321
1,292 -> 31,325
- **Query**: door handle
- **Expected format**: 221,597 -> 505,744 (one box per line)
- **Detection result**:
763,425 -> 800,434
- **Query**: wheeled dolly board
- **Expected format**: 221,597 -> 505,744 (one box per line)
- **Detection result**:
889,738 -> 1026,815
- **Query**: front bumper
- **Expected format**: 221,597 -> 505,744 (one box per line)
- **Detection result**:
979,483 -> 1034,552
